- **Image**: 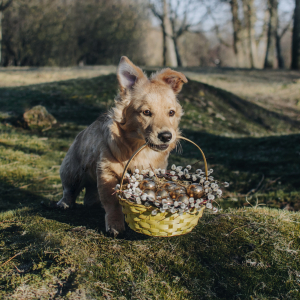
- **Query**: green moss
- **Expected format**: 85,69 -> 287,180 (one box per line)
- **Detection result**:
0,208 -> 299,299
0,73 -> 300,298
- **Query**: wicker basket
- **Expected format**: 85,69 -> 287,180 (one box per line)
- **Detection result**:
117,137 -> 209,237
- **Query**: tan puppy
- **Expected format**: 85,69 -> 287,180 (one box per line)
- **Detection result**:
58,57 -> 187,235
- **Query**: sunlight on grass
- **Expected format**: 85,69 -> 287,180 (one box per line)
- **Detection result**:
0,72 -> 299,299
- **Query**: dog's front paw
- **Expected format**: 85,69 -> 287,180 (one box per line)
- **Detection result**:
105,213 -> 125,236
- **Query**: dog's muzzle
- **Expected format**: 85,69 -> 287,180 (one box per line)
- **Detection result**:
146,140 -> 169,151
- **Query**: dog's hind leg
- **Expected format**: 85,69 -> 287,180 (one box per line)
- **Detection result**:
57,184 -> 82,209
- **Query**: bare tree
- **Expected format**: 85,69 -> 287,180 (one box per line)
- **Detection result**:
264,0 -> 278,68
149,0 -> 204,67
276,12 -> 293,69
0,0 -> 12,65
229,0 -> 246,67
291,0 -> 300,69
149,0 -> 177,66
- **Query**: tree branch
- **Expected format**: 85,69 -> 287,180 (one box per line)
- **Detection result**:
279,12 -> 294,39
148,2 -> 163,22
0,0 -> 13,11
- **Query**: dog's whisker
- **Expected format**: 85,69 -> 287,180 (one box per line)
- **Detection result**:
175,140 -> 182,155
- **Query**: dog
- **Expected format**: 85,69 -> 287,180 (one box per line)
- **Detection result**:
57,56 -> 188,235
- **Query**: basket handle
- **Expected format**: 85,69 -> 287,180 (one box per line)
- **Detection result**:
119,136 -> 208,190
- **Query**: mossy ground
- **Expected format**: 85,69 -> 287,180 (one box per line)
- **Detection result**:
0,70 -> 300,299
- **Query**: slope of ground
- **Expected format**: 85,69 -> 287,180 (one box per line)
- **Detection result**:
0,70 -> 299,299
182,67 -> 300,123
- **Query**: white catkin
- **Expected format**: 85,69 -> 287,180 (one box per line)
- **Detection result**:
135,169 -> 139,174
206,202 -> 212,209
171,164 -> 176,170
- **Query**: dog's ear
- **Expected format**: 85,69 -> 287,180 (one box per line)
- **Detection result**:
117,56 -> 147,93
153,68 -> 188,94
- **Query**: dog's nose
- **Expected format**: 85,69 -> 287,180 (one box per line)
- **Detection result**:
158,131 -> 172,143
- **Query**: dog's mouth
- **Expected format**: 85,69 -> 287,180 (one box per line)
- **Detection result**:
147,141 -> 169,152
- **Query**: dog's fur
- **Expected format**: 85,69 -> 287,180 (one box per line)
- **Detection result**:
58,57 -> 187,234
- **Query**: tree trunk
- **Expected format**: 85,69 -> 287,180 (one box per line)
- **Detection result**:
0,11 -> 2,65
276,29 -> 284,68
244,0 -> 258,68
264,0 -> 278,69
173,36 -> 182,67
230,0 -> 244,67
161,23 -> 166,66
291,0 -> 300,70
162,0 -> 177,67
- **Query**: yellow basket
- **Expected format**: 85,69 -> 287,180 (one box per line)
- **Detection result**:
117,137 -> 209,237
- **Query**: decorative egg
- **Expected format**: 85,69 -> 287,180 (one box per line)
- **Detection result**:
176,194 -> 189,204
139,180 -> 156,190
169,186 -> 187,199
156,189 -> 169,199
187,184 -> 204,198
143,189 -> 156,201
163,181 -> 177,192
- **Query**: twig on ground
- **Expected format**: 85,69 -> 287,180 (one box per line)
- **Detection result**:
246,174 -> 264,196
13,264 -> 22,273
100,287 -> 115,293
228,225 -> 248,236
0,252 -> 22,268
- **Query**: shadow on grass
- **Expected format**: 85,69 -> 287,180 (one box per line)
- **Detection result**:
0,74 -> 118,126
0,141 -> 45,156
0,179 -> 148,241
1,73 -> 300,135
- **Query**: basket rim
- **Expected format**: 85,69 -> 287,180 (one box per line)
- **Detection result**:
117,193 -> 203,215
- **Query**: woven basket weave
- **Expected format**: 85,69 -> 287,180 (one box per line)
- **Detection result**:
117,137 -> 208,237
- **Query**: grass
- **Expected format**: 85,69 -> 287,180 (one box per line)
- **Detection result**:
0,69 -> 300,299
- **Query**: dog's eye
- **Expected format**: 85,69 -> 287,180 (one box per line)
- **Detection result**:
143,110 -> 152,116
169,110 -> 175,117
